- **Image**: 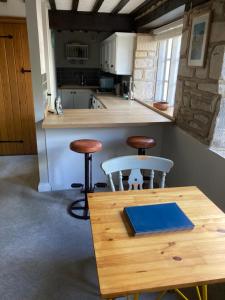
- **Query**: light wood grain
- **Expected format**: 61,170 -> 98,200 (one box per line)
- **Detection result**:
0,18 -> 36,155
42,96 -> 172,128
88,187 -> 225,299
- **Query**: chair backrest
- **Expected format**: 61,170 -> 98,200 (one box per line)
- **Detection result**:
101,155 -> 174,192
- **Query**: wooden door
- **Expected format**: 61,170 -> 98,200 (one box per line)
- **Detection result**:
0,18 -> 37,155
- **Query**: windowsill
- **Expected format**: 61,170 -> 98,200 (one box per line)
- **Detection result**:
135,99 -> 175,121
210,147 -> 225,159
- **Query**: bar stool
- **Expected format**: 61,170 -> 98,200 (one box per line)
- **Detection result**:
68,139 -> 102,220
127,136 -> 156,155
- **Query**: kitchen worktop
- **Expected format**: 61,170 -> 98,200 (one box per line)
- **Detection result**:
42,95 -> 172,129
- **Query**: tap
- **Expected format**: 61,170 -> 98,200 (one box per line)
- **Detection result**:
81,73 -> 85,86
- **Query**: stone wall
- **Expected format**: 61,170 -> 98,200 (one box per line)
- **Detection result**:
175,1 -> 225,145
133,34 -> 158,101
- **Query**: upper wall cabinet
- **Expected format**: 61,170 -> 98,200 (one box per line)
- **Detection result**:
100,33 -> 136,75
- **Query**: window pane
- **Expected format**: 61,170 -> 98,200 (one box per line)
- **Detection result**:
163,82 -> 168,101
167,38 -> 172,59
165,60 -> 171,81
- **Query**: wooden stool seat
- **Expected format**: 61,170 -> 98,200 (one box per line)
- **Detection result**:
70,139 -> 102,154
127,136 -> 156,150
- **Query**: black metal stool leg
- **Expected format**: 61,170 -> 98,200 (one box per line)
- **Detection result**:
138,148 -> 146,155
68,153 -> 91,220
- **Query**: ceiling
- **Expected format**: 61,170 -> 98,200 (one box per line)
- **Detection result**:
53,0 -> 148,14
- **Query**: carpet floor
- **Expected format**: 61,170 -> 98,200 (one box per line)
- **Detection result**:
0,155 -> 224,300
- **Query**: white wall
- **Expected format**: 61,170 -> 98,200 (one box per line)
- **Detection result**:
0,0 -> 25,17
162,126 -> 225,212
25,0 -> 56,191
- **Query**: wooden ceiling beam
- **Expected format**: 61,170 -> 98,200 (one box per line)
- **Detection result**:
92,0 -> 104,12
49,0 -> 56,10
111,0 -> 130,14
135,0 -> 209,28
49,11 -> 134,32
72,0 -> 79,11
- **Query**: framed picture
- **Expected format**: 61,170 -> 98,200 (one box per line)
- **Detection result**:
188,11 -> 211,67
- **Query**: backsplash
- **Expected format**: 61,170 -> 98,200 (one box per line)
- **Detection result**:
57,68 -> 101,86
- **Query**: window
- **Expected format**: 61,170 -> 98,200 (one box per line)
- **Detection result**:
155,35 -> 181,106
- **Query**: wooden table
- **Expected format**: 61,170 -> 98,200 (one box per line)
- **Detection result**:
88,186 -> 225,299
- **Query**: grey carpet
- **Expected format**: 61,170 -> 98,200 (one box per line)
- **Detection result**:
0,155 -> 224,300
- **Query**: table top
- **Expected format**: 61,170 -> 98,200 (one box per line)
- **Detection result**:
88,186 -> 225,299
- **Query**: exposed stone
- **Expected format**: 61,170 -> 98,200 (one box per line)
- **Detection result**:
180,30 -> 189,57
185,81 -> 197,88
136,35 -> 157,51
209,45 -> 225,80
144,70 -> 155,81
135,58 -> 154,69
134,81 -> 154,101
198,83 -> 218,94
210,22 -> 225,43
134,69 -> 143,80
212,0 -> 225,22
178,58 -> 195,77
135,51 -> 148,58
190,94 -> 219,113
196,66 -> 208,79
189,121 -> 208,137
183,94 -> 190,107
194,113 -> 210,125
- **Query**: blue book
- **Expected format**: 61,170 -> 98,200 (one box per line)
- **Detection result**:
124,202 -> 194,236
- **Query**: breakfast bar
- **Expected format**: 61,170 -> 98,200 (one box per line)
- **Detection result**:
42,95 -> 173,191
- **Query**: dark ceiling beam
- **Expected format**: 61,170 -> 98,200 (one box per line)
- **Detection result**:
135,0 -> 187,28
72,0 -> 79,11
131,0 -> 157,17
111,0 -> 130,14
135,0 -> 209,28
92,0 -> 104,12
49,11 -> 134,32
0,0 -> 7,2
49,0 -> 56,10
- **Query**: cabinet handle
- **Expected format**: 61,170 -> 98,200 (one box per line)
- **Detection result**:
111,65 -> 114,68
21,67 -> 31,74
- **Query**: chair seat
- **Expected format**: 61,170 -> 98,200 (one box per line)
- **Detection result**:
70,139 -> 102,154
127,136 -> 156,149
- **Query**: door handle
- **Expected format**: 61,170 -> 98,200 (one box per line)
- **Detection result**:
0,35 -> 13,39
21,68 -> 31,74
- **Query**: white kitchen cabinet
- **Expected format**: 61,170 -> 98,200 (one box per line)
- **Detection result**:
74,90 -> 93,109
61,89 -> 75,109
59,89 -> 93,109
100,32 -> 136,75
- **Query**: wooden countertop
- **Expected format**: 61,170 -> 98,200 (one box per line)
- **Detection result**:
42,95 -> 172,129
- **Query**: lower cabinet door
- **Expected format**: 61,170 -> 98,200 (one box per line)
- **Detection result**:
74,90 -> 93,109
61,89 -> 75,109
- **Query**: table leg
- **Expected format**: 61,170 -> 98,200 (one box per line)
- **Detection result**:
202,285 -> 207,300
196,286 -> 202,300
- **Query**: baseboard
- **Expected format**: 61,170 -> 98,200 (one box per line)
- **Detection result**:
38,182 -> 52,192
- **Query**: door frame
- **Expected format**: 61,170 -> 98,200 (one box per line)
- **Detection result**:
0,16 -> 26,24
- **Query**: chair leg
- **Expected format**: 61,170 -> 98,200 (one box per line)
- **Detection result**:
196,286 -> 202,300
175,289 -> 190,300
202,285 -> 207,300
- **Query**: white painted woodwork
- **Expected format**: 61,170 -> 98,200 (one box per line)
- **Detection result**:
59,88 -> 93,109
119,0 -> 146,14
101,33 -> 136,75
77,0 -> 96,12
98,0 -> 121,13
101,155 -> 174,191
55,0 -> 72,10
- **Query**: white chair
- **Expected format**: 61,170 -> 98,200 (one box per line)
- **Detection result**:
101,155 -> 174,191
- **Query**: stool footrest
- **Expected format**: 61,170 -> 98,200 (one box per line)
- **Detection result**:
71,183 -> 83,188
68,199 -> 89,220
